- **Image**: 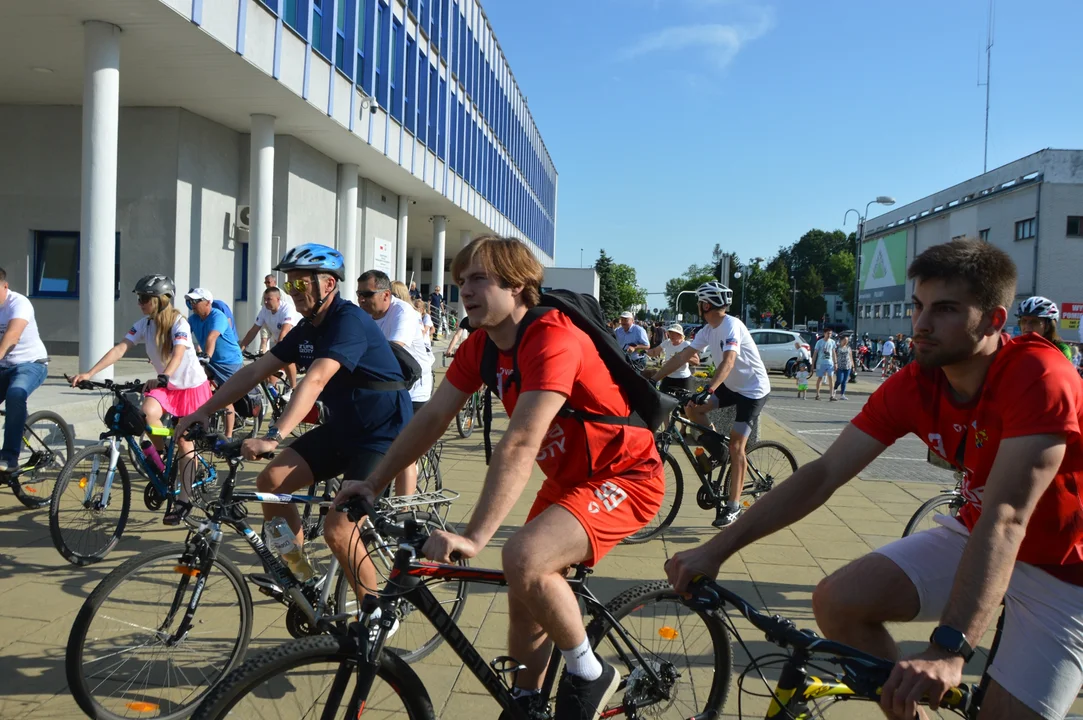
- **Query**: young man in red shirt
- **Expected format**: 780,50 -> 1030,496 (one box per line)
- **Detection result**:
666,238 -> 1083,720
338,236 -> 665,720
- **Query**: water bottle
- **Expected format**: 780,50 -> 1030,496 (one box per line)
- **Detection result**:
694,447 -> 713,476
266,517 -> 317,582
140,440 -> 166,474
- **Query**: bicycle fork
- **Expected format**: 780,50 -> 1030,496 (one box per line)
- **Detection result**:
83,439 -> 122,509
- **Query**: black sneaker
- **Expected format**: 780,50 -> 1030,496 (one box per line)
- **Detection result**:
554,656 -> 620,720
498,691 -> 547,720
712,503 -> 742,528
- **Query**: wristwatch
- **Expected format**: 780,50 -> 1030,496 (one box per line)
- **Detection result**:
263,426 -> 283,444
929,625 -> 974,662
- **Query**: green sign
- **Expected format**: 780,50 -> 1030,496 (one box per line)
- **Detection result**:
859,230 -> 907,302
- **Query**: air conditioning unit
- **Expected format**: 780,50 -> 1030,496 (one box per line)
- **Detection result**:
236,205 -> 251,232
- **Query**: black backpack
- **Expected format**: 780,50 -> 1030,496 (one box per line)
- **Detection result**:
478,290 -> 677,465
358,342 -> 422,391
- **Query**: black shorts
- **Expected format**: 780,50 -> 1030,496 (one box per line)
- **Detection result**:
714,385 -> 768,426
411,400 -> 426,414
287,424 -> 385,483
660,376 -> 696,394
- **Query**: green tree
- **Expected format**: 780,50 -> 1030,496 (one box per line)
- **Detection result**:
828,251 -> 857,315
665,272 -> 716,318
747,261 -> 790,325
612,263 -> 647,311
800,266 -> 827,324
594,250 -> 621,319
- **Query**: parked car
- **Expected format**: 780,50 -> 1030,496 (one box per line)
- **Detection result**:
748,329 -> 804,374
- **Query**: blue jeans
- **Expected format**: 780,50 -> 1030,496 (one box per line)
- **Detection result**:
0,362 -> 49,464
834,367 -> 850,395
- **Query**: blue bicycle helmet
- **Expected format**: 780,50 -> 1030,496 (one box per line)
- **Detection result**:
274,243 -> 345,281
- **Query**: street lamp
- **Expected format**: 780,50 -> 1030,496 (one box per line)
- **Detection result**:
845,196 -> 896,336
790,275 -> 797,329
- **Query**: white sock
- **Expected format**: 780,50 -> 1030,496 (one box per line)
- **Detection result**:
561,637 -> 602,681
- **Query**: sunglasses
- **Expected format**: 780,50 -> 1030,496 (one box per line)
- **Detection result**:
137,294 -> 155,305
356,290 -> 380,299
283,278 -> 312,293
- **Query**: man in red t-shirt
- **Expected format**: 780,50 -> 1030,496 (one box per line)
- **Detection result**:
338,236 -> 664,720
666,238 -> 1083,720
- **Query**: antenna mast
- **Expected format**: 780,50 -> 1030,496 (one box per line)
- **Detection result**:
979,0 -> 995,172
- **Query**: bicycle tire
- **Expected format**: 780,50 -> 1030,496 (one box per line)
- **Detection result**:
455,392 -> 476,438
333,511 -> 469,664
416,445 -> 443,495
730,440 -> 799,507
586,580 -> 733,719
49,444 -> 132,566
190,634 -> 434,720
66,544 -> 254,720
11,409 -> 75,509
902,492 -> 965,538
622,451 -> 683,544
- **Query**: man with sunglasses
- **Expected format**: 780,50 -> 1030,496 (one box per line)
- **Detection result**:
176,243 -> 412,608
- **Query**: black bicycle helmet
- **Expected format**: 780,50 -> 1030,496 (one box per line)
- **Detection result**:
133,274 -> 175,299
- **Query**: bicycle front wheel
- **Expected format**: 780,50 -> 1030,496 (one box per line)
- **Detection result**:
588,580 -> 733,719
11,409 -> 74,509
622,451 -> 683,544
66,544 -> 254,720
190,635 -> 434,720
734,440 -> 798,508
49,444 -> 132,565
903,492 -> 965,537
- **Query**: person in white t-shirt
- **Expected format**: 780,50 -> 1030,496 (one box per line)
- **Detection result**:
646,323 -> 699,393
357,270 -> 436,496
415,299 -> 435,345
260,275 -> 296,347
71,275 -> 211,525
239,286 -> 302,390
651,281 -> 771,527
0,267 -> 50,473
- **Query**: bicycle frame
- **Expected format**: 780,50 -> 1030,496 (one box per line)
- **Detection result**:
656,411 -> 735,506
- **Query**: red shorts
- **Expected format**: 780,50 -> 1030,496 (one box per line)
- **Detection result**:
526,472 -> 665,566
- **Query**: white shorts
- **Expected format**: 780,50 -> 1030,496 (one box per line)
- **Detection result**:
875,517 -> 1083,719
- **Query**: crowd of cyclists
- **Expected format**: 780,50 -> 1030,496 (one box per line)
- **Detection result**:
2,231 -> 1083,718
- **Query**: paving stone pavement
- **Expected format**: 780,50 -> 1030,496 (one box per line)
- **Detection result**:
1,357 -> 1078,719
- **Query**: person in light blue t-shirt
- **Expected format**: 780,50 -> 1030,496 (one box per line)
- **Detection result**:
614,311 -> 650,353
186,287 -> 243,438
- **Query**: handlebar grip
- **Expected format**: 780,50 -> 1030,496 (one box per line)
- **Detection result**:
685,576 -> 721,611
339,496 -> 377,524
450,551 -> 463,563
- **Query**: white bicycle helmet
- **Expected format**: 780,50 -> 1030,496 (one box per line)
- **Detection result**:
1016,296 -> 1059,321
696,281 -> 733,309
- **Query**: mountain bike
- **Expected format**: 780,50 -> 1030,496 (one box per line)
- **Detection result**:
191,496 -> 733,720
65,429 -> 467,720
626,388 -> 798,543
48,377 -> 220,565
454,387 -> 486,438
0,407 -> 74,508
242,350 -> 316,439
903,451 -> 967,537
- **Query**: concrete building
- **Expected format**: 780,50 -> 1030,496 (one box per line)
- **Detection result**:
0,0 -> 557,365
821,290 -> 853,329
857,149 -> 1083,338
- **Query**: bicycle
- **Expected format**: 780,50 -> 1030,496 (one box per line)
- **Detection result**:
242,350 -> 317,439
455,387 -> 486,438
48,376 -> 220,565
0,407 -> 74,509
65,429 -> 467,720
192,496 -> 733,720
626,388 -> 798,543
902,451 -> 967,537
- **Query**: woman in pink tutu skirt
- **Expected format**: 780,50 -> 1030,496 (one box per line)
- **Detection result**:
72,275 -> 212,524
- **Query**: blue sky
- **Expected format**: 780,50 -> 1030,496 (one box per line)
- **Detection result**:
481,0 -> 1083,305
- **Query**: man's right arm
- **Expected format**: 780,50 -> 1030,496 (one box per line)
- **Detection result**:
240,323 -> 261,350
666,424 -> 887,591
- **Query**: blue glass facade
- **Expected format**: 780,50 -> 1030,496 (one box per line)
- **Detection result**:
258,0 -> 556,257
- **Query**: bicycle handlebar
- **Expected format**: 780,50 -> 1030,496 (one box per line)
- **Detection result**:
66,373 -> 145,394
242,350 -> 265,361
186,425 -> 275,461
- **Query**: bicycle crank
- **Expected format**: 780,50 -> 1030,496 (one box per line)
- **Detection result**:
144,483 -> 166,511
285,604 -> 321,638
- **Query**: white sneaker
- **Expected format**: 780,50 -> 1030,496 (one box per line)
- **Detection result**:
0,459 -> 11,473
367,607 -> 400,644
282,388 -> 293,403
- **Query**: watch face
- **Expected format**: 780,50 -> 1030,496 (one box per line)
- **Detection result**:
931,626 -> 970,658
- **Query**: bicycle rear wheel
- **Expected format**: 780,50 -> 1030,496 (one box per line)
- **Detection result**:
333,511 -> 469,663
11,409 -> 74,509
49,445 -> 132,565
903,492 -> 965,537
416,443 -> 443,494
733,440 -> 798,508
66,544 -> 253,720
587,580 -> 732,719
455,392 -> 477,438
190,634 -> 434,720
622,451 -> 683,544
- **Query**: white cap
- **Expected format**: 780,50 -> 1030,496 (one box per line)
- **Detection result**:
619,311 -> 634,319
185,287 -> 213,303
666,323 -> 684,335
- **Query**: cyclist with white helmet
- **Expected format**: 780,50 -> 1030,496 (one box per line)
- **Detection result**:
72,275 -> 211,524
1017,296 -> 1073,361
175,243 -> 413,603
651,280 -> 771,527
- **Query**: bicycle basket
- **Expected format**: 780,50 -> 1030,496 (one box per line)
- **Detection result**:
105,393 -> 147,436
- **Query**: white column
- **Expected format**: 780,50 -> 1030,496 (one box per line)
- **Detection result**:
248,114 -> 275,320
458,229 -> 471,318
395,195 -> 409,283
80,21 -> 122,379
411,247 -> 423,288
432,216 -> 447,296
337,163 -> 359,286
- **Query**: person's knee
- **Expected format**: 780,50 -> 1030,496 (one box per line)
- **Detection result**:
502,537 -> 547,593
813,557 -> 916,634
6,385 -> 28,404
323,510 -> 357,556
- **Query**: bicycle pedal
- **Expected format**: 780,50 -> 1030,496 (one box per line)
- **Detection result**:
247,573 -> 284,598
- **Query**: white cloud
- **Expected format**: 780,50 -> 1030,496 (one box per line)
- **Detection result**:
619,6 -> 774,71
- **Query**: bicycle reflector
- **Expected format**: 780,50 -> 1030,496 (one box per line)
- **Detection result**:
658,627 -> 679,640
78,476 -> 88,489
125,702 -> 159,713
174,566 -> 201,577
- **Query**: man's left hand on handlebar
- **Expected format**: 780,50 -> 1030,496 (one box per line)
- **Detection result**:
665,544 -> 724,594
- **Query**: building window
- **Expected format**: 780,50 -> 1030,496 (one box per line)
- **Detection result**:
1068,216 -> 1082,237
311,0 -> 324,55
905,302 -> 913,318
334,0 -> 347,72
1015,217 -> 1036,241
834,300 -> 844,312
283,0 -> 299,31
979,228 -> 989,242
32,231 -> 120,299
356,0 -> 368,91
235,242 -> 250,302
894,302 -> 904,318
873,304 -> 881,319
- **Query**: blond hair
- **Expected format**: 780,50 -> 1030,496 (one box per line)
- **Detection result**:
390,280 -> 411,302
450,235 -> 543,308
148,296 -> 182,364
